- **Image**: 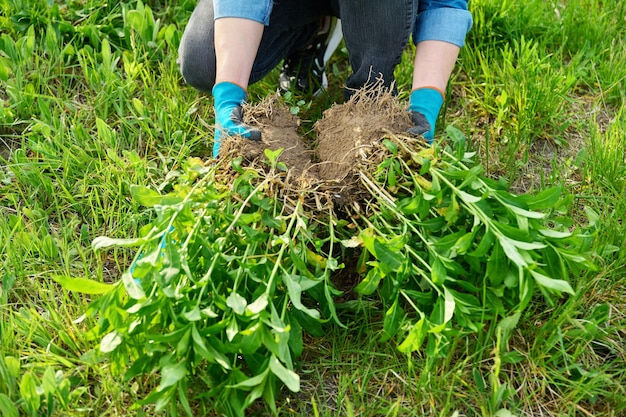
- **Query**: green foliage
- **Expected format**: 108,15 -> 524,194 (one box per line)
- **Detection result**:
1,0 -> 625,415
78,157 -> 343,416
461,36 -> 578,168
65,130 -> 598,413
348,130 -> 595,357
0,312 -> 83,417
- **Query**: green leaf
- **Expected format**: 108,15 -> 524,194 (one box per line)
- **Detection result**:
226,292 -> 247,315
178,383 -> 193,417
0,394 -> 19,417
458,190 -> 482,203
538,228 -> 572,239
398,195 -> 423,215
176,327 -> 192,354
226,317 -> 239,342
19,372 -> 40,412
0,57 -> 10,82
283,274 -> 321,319
530,270 -> 575,295
443,287 -> 455,324
493,409 -> 518,417
264,148 -> 284,166
100,331 -> 123,353
182,306 -> 202,322
417,217 -> 447,232
92,235 -> 145,250
452,231 -> 475,254
287,314 -> 304,357
373,239 -> 403,273
502,202 -> 546,219
381,299 -> 405,342
354,267 -> 382,295
498,237 -> 528,267
246,294 -> 269,315
497,312 -> 521,332
470,229 -> 494,258
519,186 -> 561,210
158,362 -> 187,391
584,206 -> 599,228
269,356 -> 299,392
382,138 -> 398,154
130,185 -> 162,207
486,240 -> 507,286
458,165 -> 484,190
397,318 -> 426,353
52,275 -> 115,295
122,272 -> 146,300
4,356 -> 20,378
41,367 -> 57,396
238,212 -> 263,225
227,368 -> 269,389
445,193 -> 460,223
431,258 -> 447,285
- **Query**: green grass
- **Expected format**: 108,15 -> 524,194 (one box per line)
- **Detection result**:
1,0 -> 625,415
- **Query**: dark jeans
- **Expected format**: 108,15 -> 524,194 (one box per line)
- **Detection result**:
178,0 -> 418,97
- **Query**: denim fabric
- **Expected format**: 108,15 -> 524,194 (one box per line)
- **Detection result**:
419,0 -> 469,12
338,0 -> 417,97
413,7 -> 473,47
214,1 -> 273,25
178,0 -> 326,92
178,0 -> 471,94
178,0 -> 216,92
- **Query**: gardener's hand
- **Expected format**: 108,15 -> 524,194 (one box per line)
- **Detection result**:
212,81 -> 262,158
407,87 -> 444,144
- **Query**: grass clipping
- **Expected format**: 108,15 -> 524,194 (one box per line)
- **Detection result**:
86,86 -> 596,415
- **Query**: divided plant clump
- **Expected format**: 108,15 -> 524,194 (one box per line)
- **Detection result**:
68,91 -> 596,415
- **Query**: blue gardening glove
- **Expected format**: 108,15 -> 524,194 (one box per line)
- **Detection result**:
407,87 -> 444,144
212,81 -> 262,158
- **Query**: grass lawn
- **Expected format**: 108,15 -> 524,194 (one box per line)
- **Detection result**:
1,0 -> 625,416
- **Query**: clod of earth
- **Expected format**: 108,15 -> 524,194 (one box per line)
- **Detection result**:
220,87 -> 416,209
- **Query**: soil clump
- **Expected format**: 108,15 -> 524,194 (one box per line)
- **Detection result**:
220,87 -> 416,205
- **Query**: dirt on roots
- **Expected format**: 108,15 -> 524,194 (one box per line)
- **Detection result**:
219,86 -> 417,209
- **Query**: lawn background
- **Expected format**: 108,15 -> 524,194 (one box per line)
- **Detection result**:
1,0 -> 625,415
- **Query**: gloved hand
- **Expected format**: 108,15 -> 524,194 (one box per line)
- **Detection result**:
407,87 -> 444,144
212,81 -> 262,158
